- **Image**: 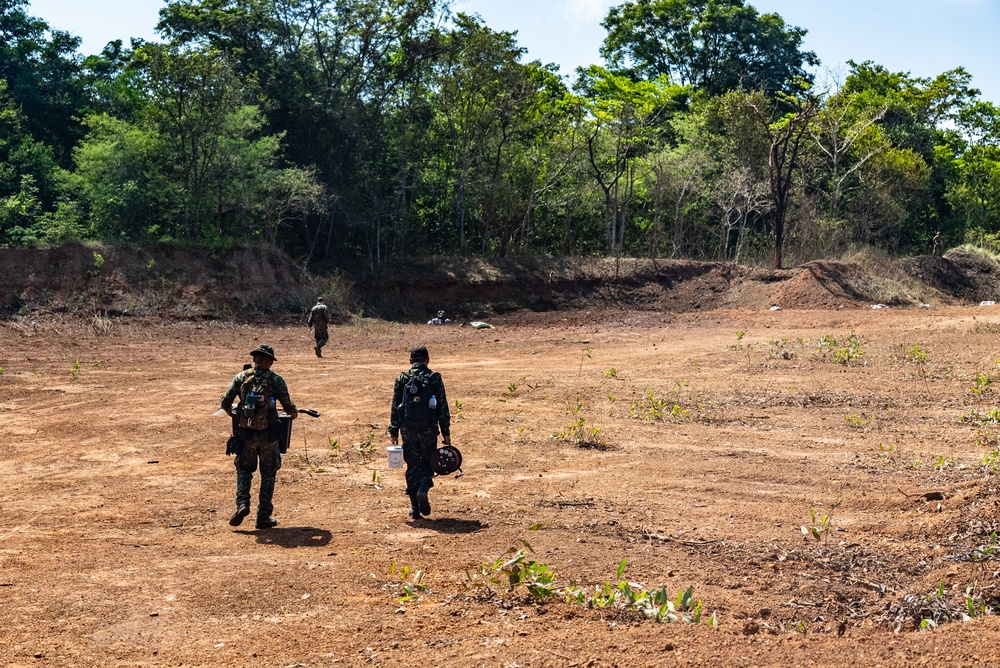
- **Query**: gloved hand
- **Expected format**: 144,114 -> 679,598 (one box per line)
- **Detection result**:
288,409 -> 299,420
442,435 -> 451,446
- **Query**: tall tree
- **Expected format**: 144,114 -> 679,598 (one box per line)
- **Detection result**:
576,66 -> 683,255
0,0 -> 87,162
157,0 -> 447,260
741,90 -> 818,268
601,0 -> 817,95
842,61 -> 979,250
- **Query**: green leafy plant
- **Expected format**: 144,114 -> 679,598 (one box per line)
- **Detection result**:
906,344 -> 929,364
878,443 -> 898,463
816,331 -> 866,366
629,388 -> 688,422
730,331 -> 754,366
933,455 -> 955,471
453,399 -> 464,420
982,449 -> 1000,469
971,372 -> 993,396
916,580 -> 1000,630
478,540 -> 559,600
69,359 -> 81,381
602,368 -> 619,378
960,408 -> 1000,425
844,413 -> 871,429
578,346 -> 593,374
563,560 -> 715,625
553,417 -> 606,449
473,544 -> 716,626
970,532 -> 1000,561
389,560 -> 429,603
354,432 -> 376,462
801,501 -> 841,543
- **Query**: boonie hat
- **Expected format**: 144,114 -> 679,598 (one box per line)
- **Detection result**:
250,344 -> 277,361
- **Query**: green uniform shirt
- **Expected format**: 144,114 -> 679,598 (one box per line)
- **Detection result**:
308,303 -> 330,327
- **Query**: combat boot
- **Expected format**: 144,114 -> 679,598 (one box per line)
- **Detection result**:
415,490 -> 431,517
256,517 -> 278,530
408,495 -> 422,520
314,345 -> 322,358
229,503 -> 250,527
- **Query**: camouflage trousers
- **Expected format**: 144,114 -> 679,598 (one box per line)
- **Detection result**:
313,324 -> 329,349
401,427 -> 438,498
234,429 -> 282,520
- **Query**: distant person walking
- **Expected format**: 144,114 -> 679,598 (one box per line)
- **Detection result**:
307,297 -> 330,357
933,231 -> 943,256
389,345 -> 451,520
220,344 -> 298,530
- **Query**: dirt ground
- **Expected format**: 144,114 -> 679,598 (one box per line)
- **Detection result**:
5,306 -> 1000,667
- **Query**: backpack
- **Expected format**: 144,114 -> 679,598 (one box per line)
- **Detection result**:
400,369 -> 437,430
238,370 -> 275,431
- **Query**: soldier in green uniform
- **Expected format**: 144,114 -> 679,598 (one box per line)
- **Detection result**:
307,297 -> 330,357
389,345 -> 451,520
221,344 -> 298,530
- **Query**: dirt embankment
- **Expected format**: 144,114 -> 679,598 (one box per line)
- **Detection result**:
4,245 -> 1000,322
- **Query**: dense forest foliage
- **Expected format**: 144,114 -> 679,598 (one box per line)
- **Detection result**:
1,0 -> 998,268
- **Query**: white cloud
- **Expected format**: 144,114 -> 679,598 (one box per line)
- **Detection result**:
561,0 -> 616,29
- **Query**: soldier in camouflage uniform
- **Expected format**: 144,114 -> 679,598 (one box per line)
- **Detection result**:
307,297 -> 330,357
221,344 -> 298,530
389,345 -> 451,520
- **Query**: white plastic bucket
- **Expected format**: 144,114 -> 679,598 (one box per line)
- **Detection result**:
387,446 -> 404,469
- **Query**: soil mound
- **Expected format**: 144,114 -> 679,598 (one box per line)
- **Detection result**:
1,243 -> 313,320
898,249 -> 1000,303
1,244 -> 995,322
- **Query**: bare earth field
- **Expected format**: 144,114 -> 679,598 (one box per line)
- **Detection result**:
4,307 -> 1000,667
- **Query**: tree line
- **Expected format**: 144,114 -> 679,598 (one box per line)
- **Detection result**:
1,0 -> 998,269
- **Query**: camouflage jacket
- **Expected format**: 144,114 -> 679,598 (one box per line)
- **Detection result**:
307,303 -> 330,327
389,363 -> 450,438
221,367 -> 297,417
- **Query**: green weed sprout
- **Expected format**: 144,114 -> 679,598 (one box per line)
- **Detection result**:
801,501 -> 841,543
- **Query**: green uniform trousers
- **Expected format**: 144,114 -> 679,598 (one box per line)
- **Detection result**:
234,428 -> 282,521
401,427 -> 438,498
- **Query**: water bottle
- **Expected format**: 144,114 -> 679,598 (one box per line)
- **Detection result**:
268,396 -> 276,416
244,392 -> 257,417
428,395 -> 437,410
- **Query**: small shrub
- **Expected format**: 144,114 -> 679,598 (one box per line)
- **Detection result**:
906,344 -> 929,364
801,501 -> 841,543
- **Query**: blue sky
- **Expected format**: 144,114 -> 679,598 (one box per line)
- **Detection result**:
27,0 -> 1000,103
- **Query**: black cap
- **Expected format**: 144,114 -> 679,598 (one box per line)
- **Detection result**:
250,344 -> 276,361
409,345 -> 429,361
